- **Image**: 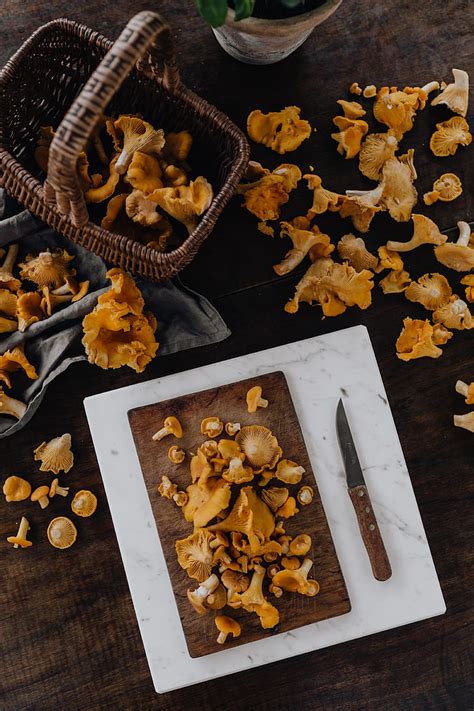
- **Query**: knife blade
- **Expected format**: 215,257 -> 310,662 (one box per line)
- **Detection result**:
336,399 -> 392,582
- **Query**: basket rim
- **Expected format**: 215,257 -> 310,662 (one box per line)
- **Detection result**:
0,16 -> 250,272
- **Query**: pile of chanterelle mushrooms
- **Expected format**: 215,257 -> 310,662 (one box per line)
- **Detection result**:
155,385 -> 318,646
35,117 -> 213,250
236,70 -> 473,408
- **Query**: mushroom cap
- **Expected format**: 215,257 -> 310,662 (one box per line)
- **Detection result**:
358,132 -> 398,181
276,496 -> 299,518
297,485 -> 314,505
206,583 -> 227,610
289,534 -> 312,556
112,116 -> 165,174
272,568 -> 306,592
0,289 -> 18,319
200,416 -> 223,438
0,346 -> 38,389
236,426 -> 282,471
377,247 -> 404,271
337,99 -> 366,120
432,296 -> 474,330
304,173 -> 343,217
405,273 -> 452,310
71,490 -> 97,517
379,270 -> 411,294
175,528 -> 215,582
246,386 -> 264,413
47,516 -> 77,549
237,174 -> 290,222
221,569 -> 250,594
430,116 -> 472,156
380,157 -> 417,222
164,416 -> 182,437
387,214 -> 447,252
31,485 -> 50,501
127,151 -> 163,194
3,475 -> 31,502
337,234 -> 378,272
126,189 -> 163,227
34,433 -> 74,474
199,440 -> 218,458
148,176 -> 213,233
396,318 -> 443,361
222,457 -> 254,485
247,106 -> 311,154
331,117 -> 368,159
261,486 -> 289,512
168,445 -> 185,464
214,615 -> 241,638
434,243 -> 474,272
275,459 -> 305,485
217,439 -> 243,462
305,579 -> 321,597
432,173 -> 462,202
19,249 -> 74,289
7,535 -> 33,548
373,87 -> 419,138
431,68 -> 469,117
17,291 -> 43,332
164,130 -> 193,162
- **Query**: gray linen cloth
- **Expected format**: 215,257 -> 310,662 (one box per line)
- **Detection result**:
0,190 -> 230,437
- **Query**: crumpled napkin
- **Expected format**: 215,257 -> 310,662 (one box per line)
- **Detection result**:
0,190 -> 230,437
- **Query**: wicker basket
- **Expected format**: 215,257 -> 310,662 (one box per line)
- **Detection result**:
0,12 -> 249,282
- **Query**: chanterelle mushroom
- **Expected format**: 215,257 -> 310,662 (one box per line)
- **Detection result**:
431,69 -> 469,117
0,387 -> 27,419
272,557 -> 314,594
19,249 -> 74,289
358,132 -> 398,181
17,291 -> 43,332
126,190 -> 163,227
455,380 -> 474,405
127,151 -> 163,194
424,173 -> 463,205
175,528 -> 215,582
387,214 -> 447,252
432,296 -> 474,330
0,346 -> 38,389
247,106 -> 311,154
331,116 -> 369,158
304,174 -> 343,218
7,516 -> 32,549
396,318 -> 443,361
187,573 -> 219,614
110,116 -> 165,174
289,534 -> 312,556
274,222 -> 329,276
200,416 -> 223,439
337,234 -> 378,272
152,416 -> 183,441
208,487 -> 275,553
34,433 -> 74,474
49,478 -> 70,499
336,99 -> 366,120
31,485 -> 50,509
405,273 -> 452,311
168,445 -> 185,464
236,425 -> 281,472
234,564 -> 279,629
275,459 -> 305,485
434,221 -> 474,272
3,475 -> 31,502
261,486 -> 289,513
430,116 -> 472,156
215,615 -> 242,644
246,386 -> 268,413
148,176 -> 213,234
47,516 -> 77,549
379,269 -> 411,294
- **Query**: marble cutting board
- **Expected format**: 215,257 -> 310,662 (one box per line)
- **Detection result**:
84,325 -> 446,694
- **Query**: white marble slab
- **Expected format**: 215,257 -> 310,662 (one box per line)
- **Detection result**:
84,325 -> 445,694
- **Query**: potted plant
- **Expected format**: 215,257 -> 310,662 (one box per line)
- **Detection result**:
196,0 -> 343,65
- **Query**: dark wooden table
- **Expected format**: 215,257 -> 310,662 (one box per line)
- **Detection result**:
1,1 -> 473,709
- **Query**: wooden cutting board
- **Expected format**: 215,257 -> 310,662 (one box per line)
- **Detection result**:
128,371 -> 351,657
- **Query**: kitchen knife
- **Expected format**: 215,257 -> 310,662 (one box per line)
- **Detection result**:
336,399 -> 392,582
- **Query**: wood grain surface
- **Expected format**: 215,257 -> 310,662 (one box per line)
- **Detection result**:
348,485 -> 392,582
0,0 -> 473,709
128,371 -> 350,657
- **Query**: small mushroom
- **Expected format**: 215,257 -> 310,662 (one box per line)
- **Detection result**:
3,475 -> 31,502
379,270 -> 412,294
405,273 -> 452,311
168,445 -> 185,464
175,528 -> 215,582
148,176 -> 213,234
199,440 -> 218,458
225,422 -> 241,437
0,387 -> 27,419
331,116 -> 369,158
16,291 -> 43,332
215,615 -> 241,645
127,151 -> 163,193
31,485 -> 50,509
455,380 -> 474,405
247,106 -> 311,154
125,189 -> 163,227
305,579 -> 321,597
266,563 -> 281,579
221,569 -> 250,606
111,116 -> 165,174
396,318 -> 444,361
278,534 -> 292,555
167,490 -> 185,510
430,116 -> 472,156
432,296 -> 474,331
376,246 -> 404,272
387,214 -> 447,252
49,478 -> 69,499
206,584 -> 227,610
424,173 -> 462,205
275,459 -> 305,485
0,245 -> 21,291
336,99 -> 366,120
34,433 -> 74,474
222,457 -> 254,485
276,496 -> 299,519
363,84 -> 377,98
281,557 -> 301,570
152,416 -> 183,441
434,221 -> 474,272
235,426 -> 282,472
350,82 -> 362,96
246,386 -> 268,413
289,534 -> 312,556
261,486 -> 289,512
158,475 -> 178,499
187,573 -> 219,614
337,234 -> 378,272
71,490 -> 97,517
431,68 -> 469,117
47,516 -> 77,549
297,485 -> 314,506
269,583 -> 283,598
7,516 -> 32,549
272,557 -> 314,594
19,249 -> 74,289
358,132 -> 398,181
200,416 -> 224,439
40,286 -> 74,316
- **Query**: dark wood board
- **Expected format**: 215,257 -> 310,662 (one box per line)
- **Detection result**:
0,0 -> 473,709
128,371 -> 350,657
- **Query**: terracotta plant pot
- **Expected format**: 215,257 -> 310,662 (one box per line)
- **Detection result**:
213,0 -> 343,65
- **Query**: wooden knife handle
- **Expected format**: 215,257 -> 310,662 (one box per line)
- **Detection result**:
348,485 -> 392,581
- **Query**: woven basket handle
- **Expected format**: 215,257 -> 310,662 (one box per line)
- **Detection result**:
44,11 -> 179,227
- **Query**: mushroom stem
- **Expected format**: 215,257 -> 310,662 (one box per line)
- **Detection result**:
38,494 -> 49,509
455,380 -> 469,397
0,388 -> 27,419
0,244 -> 18,277
152,426 -> 169,441
51,282 -> 73,295
217,631 -> 228,644
14,516 -> 29,548
457,221 -> 471,246
421,80 -> 440,95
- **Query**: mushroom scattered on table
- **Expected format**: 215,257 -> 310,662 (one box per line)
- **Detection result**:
3,475 -> 31,502
47,516 -> 77,549
71,490 -> 97,517
214,616 -> 241,645
31,485 -> 50,509
34,433 -> 74,474
7,516 -> 32,549
152,416 -> 183,441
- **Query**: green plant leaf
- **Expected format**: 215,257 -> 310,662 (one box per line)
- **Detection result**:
234,0 -> 255,21
196,0 -> 229,27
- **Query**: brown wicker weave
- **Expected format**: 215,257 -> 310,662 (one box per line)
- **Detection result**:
0,12 -> 249,282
